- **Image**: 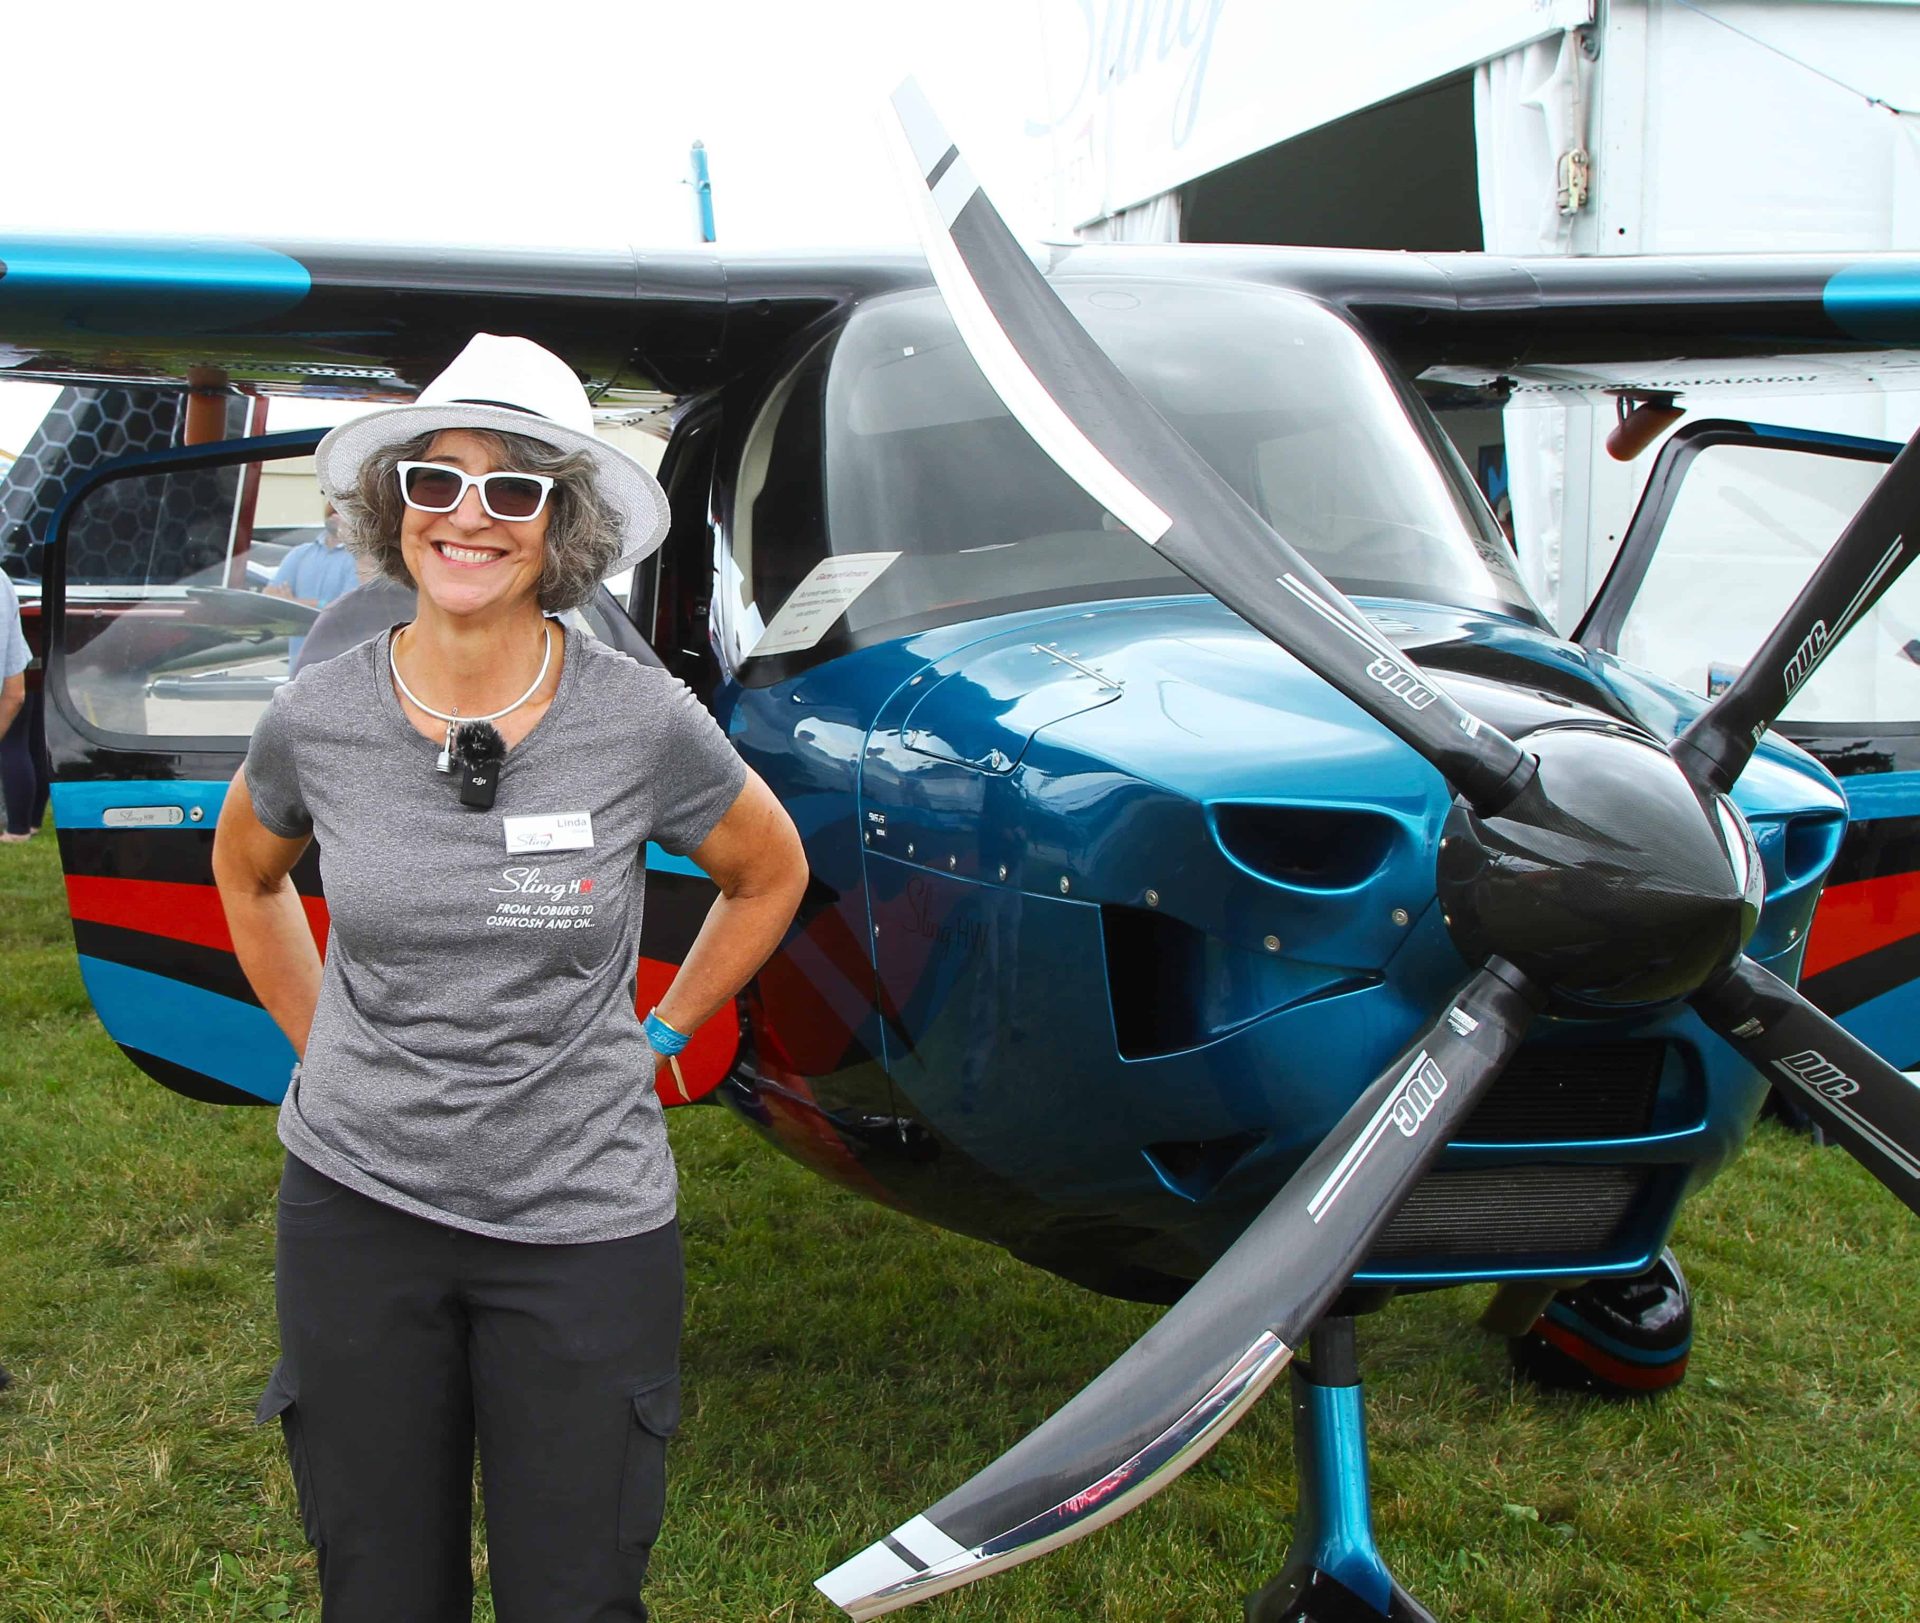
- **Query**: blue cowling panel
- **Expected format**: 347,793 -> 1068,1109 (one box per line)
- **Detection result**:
712,591 -> 1852,1293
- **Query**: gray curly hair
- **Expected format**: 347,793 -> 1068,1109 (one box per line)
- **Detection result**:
336,428 -> 624,613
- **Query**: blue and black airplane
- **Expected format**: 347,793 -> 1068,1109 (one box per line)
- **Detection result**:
5,89 -> 1920,1620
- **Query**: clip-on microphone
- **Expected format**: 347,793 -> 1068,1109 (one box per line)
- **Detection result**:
456,721 -> 505,809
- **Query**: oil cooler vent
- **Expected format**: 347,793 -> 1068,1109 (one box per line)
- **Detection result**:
1454,1043 -> 1666,1144
1211,803 -> 1398,891
1367,1165 -> 1649,1261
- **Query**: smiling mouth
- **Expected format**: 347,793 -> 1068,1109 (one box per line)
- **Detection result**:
434,541 -> 506,567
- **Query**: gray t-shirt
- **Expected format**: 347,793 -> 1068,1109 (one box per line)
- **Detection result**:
242,619 -> 747,1242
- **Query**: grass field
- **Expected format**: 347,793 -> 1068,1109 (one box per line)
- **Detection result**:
3,830 -> 1918,1621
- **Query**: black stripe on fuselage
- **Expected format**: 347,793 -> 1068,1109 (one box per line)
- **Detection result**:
70,918 -> 261,1008
118,1044 -> 272,1107
57,826 -> 324,895
1802,933 -> 1920,1034
638,868 -> 719,963
1825,814 -> 1920,887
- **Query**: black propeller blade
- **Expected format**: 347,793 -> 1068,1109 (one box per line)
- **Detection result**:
1672,426 -> 1920,798
883,80 -> 1533,818
815,962 -> 1540,1619
1694,956 -> 1920,1217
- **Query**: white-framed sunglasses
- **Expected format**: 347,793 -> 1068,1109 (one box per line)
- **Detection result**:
397,461 -> 556,522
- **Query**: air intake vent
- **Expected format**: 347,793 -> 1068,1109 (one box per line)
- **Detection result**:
1454,1043 -> 1665,1143
1367,1165 -> 1648,1260
1211,803 -> 1398,891
1101,906 -> 1369,1059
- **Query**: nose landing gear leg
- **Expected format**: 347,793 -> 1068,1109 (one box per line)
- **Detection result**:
1245,1315 -> 1436,1623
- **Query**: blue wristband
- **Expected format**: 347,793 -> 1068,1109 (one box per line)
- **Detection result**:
644,1009 -> 691,1056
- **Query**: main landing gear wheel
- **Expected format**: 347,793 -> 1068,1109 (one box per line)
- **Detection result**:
1508,1248 -> 1693,1397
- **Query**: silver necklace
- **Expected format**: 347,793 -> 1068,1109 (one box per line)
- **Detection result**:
390,622 -> 555,772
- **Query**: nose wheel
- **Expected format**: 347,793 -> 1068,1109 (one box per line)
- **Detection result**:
1245,1315 -> 1437,1623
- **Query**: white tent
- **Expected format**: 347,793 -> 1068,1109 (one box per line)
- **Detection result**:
1025,0 -> 1920,630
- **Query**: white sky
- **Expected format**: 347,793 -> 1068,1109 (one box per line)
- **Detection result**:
0,0 -> 1057,452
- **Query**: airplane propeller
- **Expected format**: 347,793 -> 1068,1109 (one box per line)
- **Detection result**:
817,80 -> 1920,1619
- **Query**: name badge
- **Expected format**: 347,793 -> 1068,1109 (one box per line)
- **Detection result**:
503,811 -> 595,854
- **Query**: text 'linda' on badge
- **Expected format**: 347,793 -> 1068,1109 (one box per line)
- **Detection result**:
503,812 -> 595,854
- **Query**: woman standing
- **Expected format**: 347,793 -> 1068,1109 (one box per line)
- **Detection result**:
214,333 -> 807,1622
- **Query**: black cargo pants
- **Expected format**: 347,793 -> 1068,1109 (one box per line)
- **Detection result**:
257,1153 -> 684,1622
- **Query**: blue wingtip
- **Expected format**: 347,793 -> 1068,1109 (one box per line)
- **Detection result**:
1824,261 -> 1920,341
0,234 -> 310,335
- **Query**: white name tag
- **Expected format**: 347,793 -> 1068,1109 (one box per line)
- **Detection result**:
503,812 -> 595,854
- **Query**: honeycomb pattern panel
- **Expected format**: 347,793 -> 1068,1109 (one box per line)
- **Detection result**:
65,463 -> 246,586
0,387 -> 250,576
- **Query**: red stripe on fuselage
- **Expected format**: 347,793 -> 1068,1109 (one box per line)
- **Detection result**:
65,875 -> 329,954
1802,872 -> 1920,978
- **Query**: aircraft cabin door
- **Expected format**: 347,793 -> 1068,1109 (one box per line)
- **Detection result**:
43,430 -> 330,1105
1577,418 -> 1920,1066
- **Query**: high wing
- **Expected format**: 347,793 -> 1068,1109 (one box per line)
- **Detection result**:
5,231 -> 1920,407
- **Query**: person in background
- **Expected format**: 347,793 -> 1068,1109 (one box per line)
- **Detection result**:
264,506 -> 359,609
0,566 -> 37,843
290,540 -> 417,675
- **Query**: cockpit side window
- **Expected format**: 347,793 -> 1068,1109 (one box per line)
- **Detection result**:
720,340 -> 832,671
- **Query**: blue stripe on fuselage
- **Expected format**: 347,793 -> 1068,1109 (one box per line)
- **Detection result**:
75,955 -> 295,1103
1834,769 -> 1920,822
50,779 -> 230,829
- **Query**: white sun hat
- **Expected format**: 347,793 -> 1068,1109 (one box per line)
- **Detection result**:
314,333 -> 670,568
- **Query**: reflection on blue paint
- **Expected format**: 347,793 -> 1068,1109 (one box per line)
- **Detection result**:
75,955 -> 295,1102
1837,769 -> 1920,822
1824,263 -> 1920,342
0,236 -> 310,334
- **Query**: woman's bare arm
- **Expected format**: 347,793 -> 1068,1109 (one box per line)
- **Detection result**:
653,768 -> 808,1038
213,766 -> 322,1057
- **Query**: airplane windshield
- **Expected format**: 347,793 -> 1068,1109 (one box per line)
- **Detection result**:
726,279 -> 1538,674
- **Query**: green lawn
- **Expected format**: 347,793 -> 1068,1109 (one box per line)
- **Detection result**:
2,831 -> 1916,1621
